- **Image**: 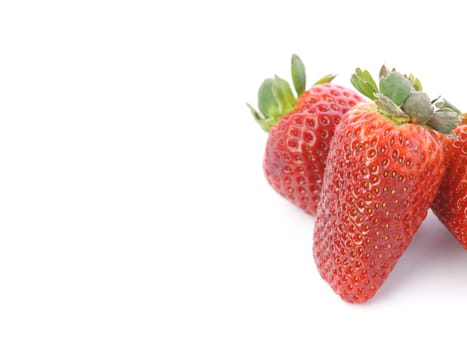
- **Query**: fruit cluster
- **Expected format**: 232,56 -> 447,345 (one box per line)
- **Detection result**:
248,55 -> 467,303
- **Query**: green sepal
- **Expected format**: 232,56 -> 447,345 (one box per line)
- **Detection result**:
272,75 -> 297,116
408,73 -> 422,91
435,98 -> 461,114
291,54 -> 306,97
379,71 -> 412,106
350,68 -> 378,100
313,73 -> 336,86
258,78 -> 280,120
374,93 -> 408,122
246,103 -> 275,132
403,91 -> 434,124
427,109 -> 461,138
351,64 -> 462,137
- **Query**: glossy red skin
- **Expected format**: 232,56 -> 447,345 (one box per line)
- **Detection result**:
263,83 -> 364,215
431,124 -> 467,249
313,103 -> 447,303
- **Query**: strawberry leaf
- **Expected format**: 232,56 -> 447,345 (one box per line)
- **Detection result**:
435,98 -> 461,114
291,54 -> 306,97
313,73 -> 336,86
247,103 -> 271,132
402,91 -> 433,124
374,93 -> 408,121
379,72 -> 412,106
350,68 -> 378,100
427,109 -> 461,137
258,78 -> 280,119
272,75 -> 297,116
408,73 -> 423,91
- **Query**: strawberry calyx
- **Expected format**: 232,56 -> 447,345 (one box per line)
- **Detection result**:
351,66 -> 462,137
247,54 -> 335,132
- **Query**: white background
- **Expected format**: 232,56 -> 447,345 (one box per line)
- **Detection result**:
1,0 -> 467,349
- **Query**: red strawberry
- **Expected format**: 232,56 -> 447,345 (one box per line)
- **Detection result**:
431,118 -> 467,248
248,55 -> 364,215
313,67 -> 461,303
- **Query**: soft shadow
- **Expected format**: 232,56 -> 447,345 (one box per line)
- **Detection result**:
367,210 -> 467,304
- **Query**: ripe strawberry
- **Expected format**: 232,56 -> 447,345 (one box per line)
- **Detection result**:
313,67 -> 461,303
248,55 -> 364,215
431,118 -> 467,248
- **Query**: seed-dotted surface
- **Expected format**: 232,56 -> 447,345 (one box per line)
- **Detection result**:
264,83 -> 363,215
313,103 -> 447,303
432,124 -> 467,248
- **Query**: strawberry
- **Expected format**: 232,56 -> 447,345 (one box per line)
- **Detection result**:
431,118 -> 467,248
312,67 -> 461,303
248,55 -> 364,215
